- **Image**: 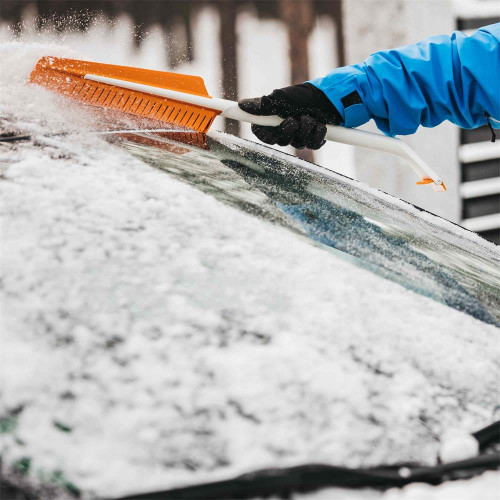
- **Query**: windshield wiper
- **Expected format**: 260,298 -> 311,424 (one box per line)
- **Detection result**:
112,420 -> 499,500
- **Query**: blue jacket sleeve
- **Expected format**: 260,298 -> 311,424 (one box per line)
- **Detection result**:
309,23 -> 500,136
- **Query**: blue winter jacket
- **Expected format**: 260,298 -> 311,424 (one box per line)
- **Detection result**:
309,23 -> 500,137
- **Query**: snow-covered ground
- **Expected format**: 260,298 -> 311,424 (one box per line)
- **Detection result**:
0,35 -> 499,500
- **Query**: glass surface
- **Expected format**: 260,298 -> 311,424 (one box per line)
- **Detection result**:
116,130 -> 500,326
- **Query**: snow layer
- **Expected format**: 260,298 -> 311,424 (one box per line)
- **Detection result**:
1,41 -> 499,498
438,428 -> 479,463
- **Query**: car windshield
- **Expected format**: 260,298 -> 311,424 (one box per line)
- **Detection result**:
2,119 -> 499,499
118,130 -> 500,327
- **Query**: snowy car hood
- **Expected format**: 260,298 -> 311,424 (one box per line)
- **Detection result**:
1,42 -> 499,498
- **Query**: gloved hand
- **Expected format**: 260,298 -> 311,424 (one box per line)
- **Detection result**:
238,83 -> 341,150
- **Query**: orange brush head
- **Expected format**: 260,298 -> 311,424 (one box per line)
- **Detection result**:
28,57 -> 220,133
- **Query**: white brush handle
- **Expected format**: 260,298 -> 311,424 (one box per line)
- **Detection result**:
86,74 -> 443,186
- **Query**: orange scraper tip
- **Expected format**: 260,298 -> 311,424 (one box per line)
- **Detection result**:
416,177 -> 447,192
28,56 -> 221,134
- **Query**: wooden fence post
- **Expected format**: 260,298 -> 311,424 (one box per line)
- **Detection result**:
279,0 -> 315,162
218,1 -> 240,136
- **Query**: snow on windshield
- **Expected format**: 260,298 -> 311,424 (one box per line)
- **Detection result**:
1,42 -> 499,498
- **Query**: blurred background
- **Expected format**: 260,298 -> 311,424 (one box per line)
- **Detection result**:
1,0 -> 499,243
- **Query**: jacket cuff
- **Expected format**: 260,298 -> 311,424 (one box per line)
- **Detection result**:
308,71 -> 371,128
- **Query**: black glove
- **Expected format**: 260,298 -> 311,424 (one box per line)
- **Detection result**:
238,83 -> 341,150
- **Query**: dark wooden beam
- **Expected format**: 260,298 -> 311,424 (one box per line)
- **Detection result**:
279,0 -> 315,162
218,1 -> 240,136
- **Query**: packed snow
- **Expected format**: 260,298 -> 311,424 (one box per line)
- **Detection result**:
1,38 -> 499,500
438,428 -> 479,463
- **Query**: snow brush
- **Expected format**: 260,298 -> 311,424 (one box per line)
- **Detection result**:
29,56 -> 446,191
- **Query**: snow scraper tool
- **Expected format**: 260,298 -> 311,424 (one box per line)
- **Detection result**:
29,56 -> 446,191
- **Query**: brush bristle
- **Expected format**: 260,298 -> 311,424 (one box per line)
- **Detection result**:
29,57 -> 220,133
